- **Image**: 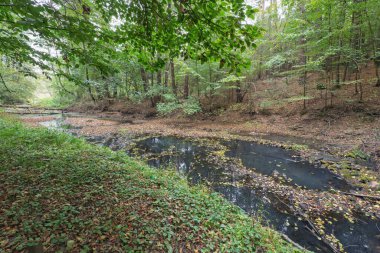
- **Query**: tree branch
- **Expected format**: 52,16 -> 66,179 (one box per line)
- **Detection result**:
0,72 -> 14,93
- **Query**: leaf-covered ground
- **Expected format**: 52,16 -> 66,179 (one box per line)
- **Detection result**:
0,115 -> 300,252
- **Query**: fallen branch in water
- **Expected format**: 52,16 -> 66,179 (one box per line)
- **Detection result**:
341,192 -> 380,201
280,234 -> 309,252
273,195 -> 341,253
303,218 -> 340,253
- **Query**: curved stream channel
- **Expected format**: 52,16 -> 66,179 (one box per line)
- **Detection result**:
37,115 -> 379,253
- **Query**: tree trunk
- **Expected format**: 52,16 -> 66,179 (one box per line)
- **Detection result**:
140,68 -> 148,92
343,63 -> 349,82
355,71 -> 359,94
236,81 -> 244,103
298,3 -> 307,110
170,59 -> 177,95
0,72 -> 13,93
358,70 -> 363,102
157,70 -> 162,85
324,75 -> 329,109
125,71 -> 129,94
85,66 -> 96,102
336,61 -> 340,85
164,63 -> 169,87
374,57 -> 380,87
363,1 -> 380,86
196,60 -> 200,97
183,74 -> 189,99
83,42 -> 96,102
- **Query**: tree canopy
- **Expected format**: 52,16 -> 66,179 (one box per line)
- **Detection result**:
0,0 -> 260,73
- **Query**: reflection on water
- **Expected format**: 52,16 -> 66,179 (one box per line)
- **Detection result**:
126,136 -> 379,253
224,140 -> 351,190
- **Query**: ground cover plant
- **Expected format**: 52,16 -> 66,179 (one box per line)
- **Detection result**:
0,115 -> 300,252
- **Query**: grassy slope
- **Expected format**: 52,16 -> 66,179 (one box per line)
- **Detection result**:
0,115 -> 299,253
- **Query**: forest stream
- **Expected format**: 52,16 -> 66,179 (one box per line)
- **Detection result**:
23,113 -> 380,253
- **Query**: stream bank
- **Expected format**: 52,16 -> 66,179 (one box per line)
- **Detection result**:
21,113 -> 380,253
1,115 -> 300,253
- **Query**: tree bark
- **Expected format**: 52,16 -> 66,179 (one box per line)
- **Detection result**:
0,72 -> 13,93
183,74 -> 189,99
298,3 -> 307,110
164,63 -> 169,87
236,81 -> 244,103
157,70 -> 162,85
85,66 -> 96,102
170,59 -> 177,95
140,68 -> 148,92
363,0 -> 380,86
375,61 -> 380,87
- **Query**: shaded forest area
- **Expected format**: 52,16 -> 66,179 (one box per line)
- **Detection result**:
1,0 -> 379,118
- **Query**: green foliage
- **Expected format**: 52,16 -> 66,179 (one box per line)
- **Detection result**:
345,148 -> 370,160
1,0 -> 261,73
0,64 -> 36,104
316,83 -> 327,90
0,0 -> 264,108
33,96 -> 72,109
182,97 -> 202,116
157,94 -> 201,116
218,75 -> 246,84
259,100 -> 275,108
285,95 -> 314,102
145,84 -> 169,98
0,115 -> 299,252
2,0 -> 379,112
157,101 -> 181,115
290,144 -> 308,151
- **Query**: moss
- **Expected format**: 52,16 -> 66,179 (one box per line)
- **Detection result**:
345,147 -> 370,160
289,144 -> 308,151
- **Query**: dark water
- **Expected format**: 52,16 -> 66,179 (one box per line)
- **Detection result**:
129,136 -> 350,191
125,136 -> 380,253
38,118 -> 380,253
223,140 -> 351,190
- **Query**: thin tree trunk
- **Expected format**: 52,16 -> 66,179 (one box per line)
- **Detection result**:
336,61 -> 340,85
85,66 -> 96,102
196,60 -> 200,97
0,72 -> 13,93
82,42 -> 96,102
355,71 -> 359,94
164,63 -> 169,87
375,62 -> 380,87
125,71 -> 129,94
335,3 -> 346,86
363,0 -> 380,86
343,63 -> 349,82
299,3 -> 307,110
330,71 -> 334,106
236,81 -> 244,103
170,59 -> 177,95
140,68 -> 148,92
358,70 -> 363,102
183,74 -> 189,99
157,70 -> 162,85
325,75 -> 329,109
